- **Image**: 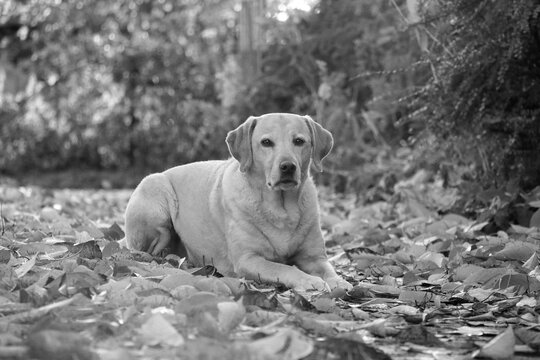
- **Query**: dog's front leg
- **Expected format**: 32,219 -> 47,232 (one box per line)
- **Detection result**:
296,256 -> 352,290
233,253 -> 329,291
294,228 -> 353,290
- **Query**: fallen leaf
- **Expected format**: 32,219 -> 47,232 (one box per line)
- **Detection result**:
389,304 -> 420,316
464,267 -> 507,286
398,290 -> 436,304
472,325 -> 515,359
217,299 -> 246,332
139,313 -> 184,347
311,337 -> 392,360
45,271 -> 103,298
0,187 -> 24,202
357,318 -> 401,337
494,241 -> 538,261
18,243 -> 68,257
218,277 -> 245,297
39,207 -> 60,222
425,213 -> 471,235
397,324 -> 445,347
194,276 -> 233,296
100,222 -> 125,240
523,253 -> 539,270
467,288 -> 500,302
530,208 -> 540,228
102,241 -> 120,258
455,326 -> 485,336
416,251 -> 446,268
514,327 -> 540,351
312,297 -> 337,313
27,330 -> 95,360
175,291 -> 222,316
491,273 -> 540,294
74,231 -> 94,244
78,223 -> 105,239
352,282 -> 401,297
68,240 -> 102,259
242,289 -> 279,310
242,328 -> 313,360
244,309 -> 286,327
160,272 -> 197,289
14,253 -> 38,278
516,295 -> 537,307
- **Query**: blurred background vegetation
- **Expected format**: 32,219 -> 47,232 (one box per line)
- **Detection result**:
1,0 -> 539,193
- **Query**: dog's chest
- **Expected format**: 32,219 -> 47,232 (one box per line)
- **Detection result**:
257,202 -> 305,261
259,195 -> 301,229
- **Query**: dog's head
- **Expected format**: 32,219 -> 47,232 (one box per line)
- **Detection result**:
226,113 -> 333,191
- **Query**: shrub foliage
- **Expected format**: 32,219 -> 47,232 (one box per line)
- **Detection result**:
412,0 -> 540,188
1,0 -> 539,190
0,0 -> 237,173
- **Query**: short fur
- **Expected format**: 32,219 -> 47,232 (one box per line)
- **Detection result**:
125,113 -> 351,290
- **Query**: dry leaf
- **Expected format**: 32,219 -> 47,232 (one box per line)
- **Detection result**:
389,304 -> 420,316
357,318 -> 400,337
194,277 -> 233,296
472,325 -> 515,360
39,207 -> 60,222
27,330 -> 95,360
242,328 -> 313,360
139,313 -> 184,347
494,241 -> 538,261
15,253 -> 38,278
217,299 -> 246,332
530,208 -> 540,228
523,253 -> 539,270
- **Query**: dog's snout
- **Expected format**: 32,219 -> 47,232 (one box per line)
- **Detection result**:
280,161 -> 296,175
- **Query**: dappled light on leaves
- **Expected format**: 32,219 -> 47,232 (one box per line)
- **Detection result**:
472,325 -> 515,360
0,0 -> 539,358
1,177 -> 540,359
139,313 -> 185,347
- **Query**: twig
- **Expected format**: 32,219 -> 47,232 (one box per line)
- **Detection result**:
1,203 -> 5,235
389,0 -> 408,24
0,302 -> 33,316
0,346 -> 28,359
0,295 -> 80,324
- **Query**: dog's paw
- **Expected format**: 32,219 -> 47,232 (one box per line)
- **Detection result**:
296,275 -> 330,292
325,276 -> 352,291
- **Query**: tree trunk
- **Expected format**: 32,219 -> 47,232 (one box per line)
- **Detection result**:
238,0 -> 265,85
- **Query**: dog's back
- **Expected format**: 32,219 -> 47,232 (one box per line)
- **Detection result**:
125,159 -> 236,272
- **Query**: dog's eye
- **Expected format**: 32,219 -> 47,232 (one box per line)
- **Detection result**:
293,138 -> 305,146
261,138 -> 274,147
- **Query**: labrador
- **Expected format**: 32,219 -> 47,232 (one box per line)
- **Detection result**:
125,113 -> 352,291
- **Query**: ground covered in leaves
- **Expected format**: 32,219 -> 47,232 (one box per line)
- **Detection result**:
1,172 -> 540,360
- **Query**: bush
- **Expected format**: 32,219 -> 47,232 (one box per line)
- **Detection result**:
0,0 -> 236,176
411,0 -> 540,189
236,0 -> 424,173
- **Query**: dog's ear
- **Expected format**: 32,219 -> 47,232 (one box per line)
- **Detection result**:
226,116 -> 257,172
304,115 -> 333,172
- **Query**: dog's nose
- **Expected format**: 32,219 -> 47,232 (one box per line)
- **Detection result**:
280,161 -> 296,175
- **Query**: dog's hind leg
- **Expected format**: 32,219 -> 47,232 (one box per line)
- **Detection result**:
125,173 -> 178,255
147,226 -> 172,255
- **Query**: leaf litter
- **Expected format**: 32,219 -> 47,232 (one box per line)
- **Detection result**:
1,176 -> 540,359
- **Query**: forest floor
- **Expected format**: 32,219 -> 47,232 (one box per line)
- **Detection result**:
1,168 -> 540,360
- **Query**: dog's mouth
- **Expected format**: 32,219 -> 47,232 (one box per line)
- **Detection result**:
270,179 -> 299,190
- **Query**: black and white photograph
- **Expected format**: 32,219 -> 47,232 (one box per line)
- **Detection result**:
1,0 -> 540,358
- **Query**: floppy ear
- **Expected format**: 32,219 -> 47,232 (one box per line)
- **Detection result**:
226,116 -> 257,173
304,115 -> 333,172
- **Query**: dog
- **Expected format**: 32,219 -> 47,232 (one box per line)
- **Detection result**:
125,113 -> 352,291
